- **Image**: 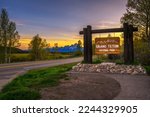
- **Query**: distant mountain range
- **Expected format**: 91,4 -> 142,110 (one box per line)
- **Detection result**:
0,44 -> 83,53
50,44 -> 83,53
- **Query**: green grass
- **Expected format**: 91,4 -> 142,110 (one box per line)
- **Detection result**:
0,63 -> 76,100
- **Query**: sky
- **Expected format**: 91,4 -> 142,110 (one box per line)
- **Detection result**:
0,0 -> 127,49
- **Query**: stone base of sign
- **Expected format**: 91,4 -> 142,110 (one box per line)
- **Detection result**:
71,63 -> 146,75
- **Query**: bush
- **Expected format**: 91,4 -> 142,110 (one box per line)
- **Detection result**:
93,56 -> 104,64
73,51 -> 82,57
108,54 -> 120,60
93,59 -> 103,64
11,54 -> 32,62
134,39 -> 150,65
144,66 -> 150,75
115,59 -> 124,65
0,54 -> 4,63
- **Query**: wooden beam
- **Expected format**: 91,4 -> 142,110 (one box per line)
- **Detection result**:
92,28 -> 123,34
79,27 -> 138,35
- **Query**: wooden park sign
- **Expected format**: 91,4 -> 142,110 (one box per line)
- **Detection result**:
95,37 -> 120,55
79,23 -> 138,64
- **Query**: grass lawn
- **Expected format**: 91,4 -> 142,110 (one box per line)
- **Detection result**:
0,63 -> 76,100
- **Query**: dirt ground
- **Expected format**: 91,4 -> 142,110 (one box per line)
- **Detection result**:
40,72 -> 121,100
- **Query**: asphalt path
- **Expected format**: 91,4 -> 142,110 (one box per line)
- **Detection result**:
0,57 -> 82,90
67,72 -> 150,100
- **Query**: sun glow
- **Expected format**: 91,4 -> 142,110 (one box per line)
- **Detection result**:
19,32 -> 123,50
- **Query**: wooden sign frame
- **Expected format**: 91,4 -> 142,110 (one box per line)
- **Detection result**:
79,23 -> 138,64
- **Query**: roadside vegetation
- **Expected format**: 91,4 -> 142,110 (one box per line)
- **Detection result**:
0,63 -> 76,100
9,53 -> 79,62
28,35 -> 83,61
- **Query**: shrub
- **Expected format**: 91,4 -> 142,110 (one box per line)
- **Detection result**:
73,51 -> 82,57
11,54 -> 32,62
93,59 -> 103,64
134,39 -> 150,65
93,56 -> 103,64
144,66 -> 150,75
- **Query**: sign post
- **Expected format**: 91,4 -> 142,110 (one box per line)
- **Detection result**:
95,37 -> 120,55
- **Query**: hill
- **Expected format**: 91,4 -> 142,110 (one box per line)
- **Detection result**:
0,46 -> 24,53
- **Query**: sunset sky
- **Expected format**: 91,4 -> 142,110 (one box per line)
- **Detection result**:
0,0 -> 127,49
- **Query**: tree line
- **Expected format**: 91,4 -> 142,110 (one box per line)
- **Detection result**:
28,35 -> 82,60
0,9 -> 20,63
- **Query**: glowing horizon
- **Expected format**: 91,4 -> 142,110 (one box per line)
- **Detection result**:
19,32 -> 123,50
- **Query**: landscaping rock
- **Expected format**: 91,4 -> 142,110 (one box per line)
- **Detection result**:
71,63 -> 146,75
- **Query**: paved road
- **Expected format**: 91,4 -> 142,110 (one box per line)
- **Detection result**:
0,57 -> 82,90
